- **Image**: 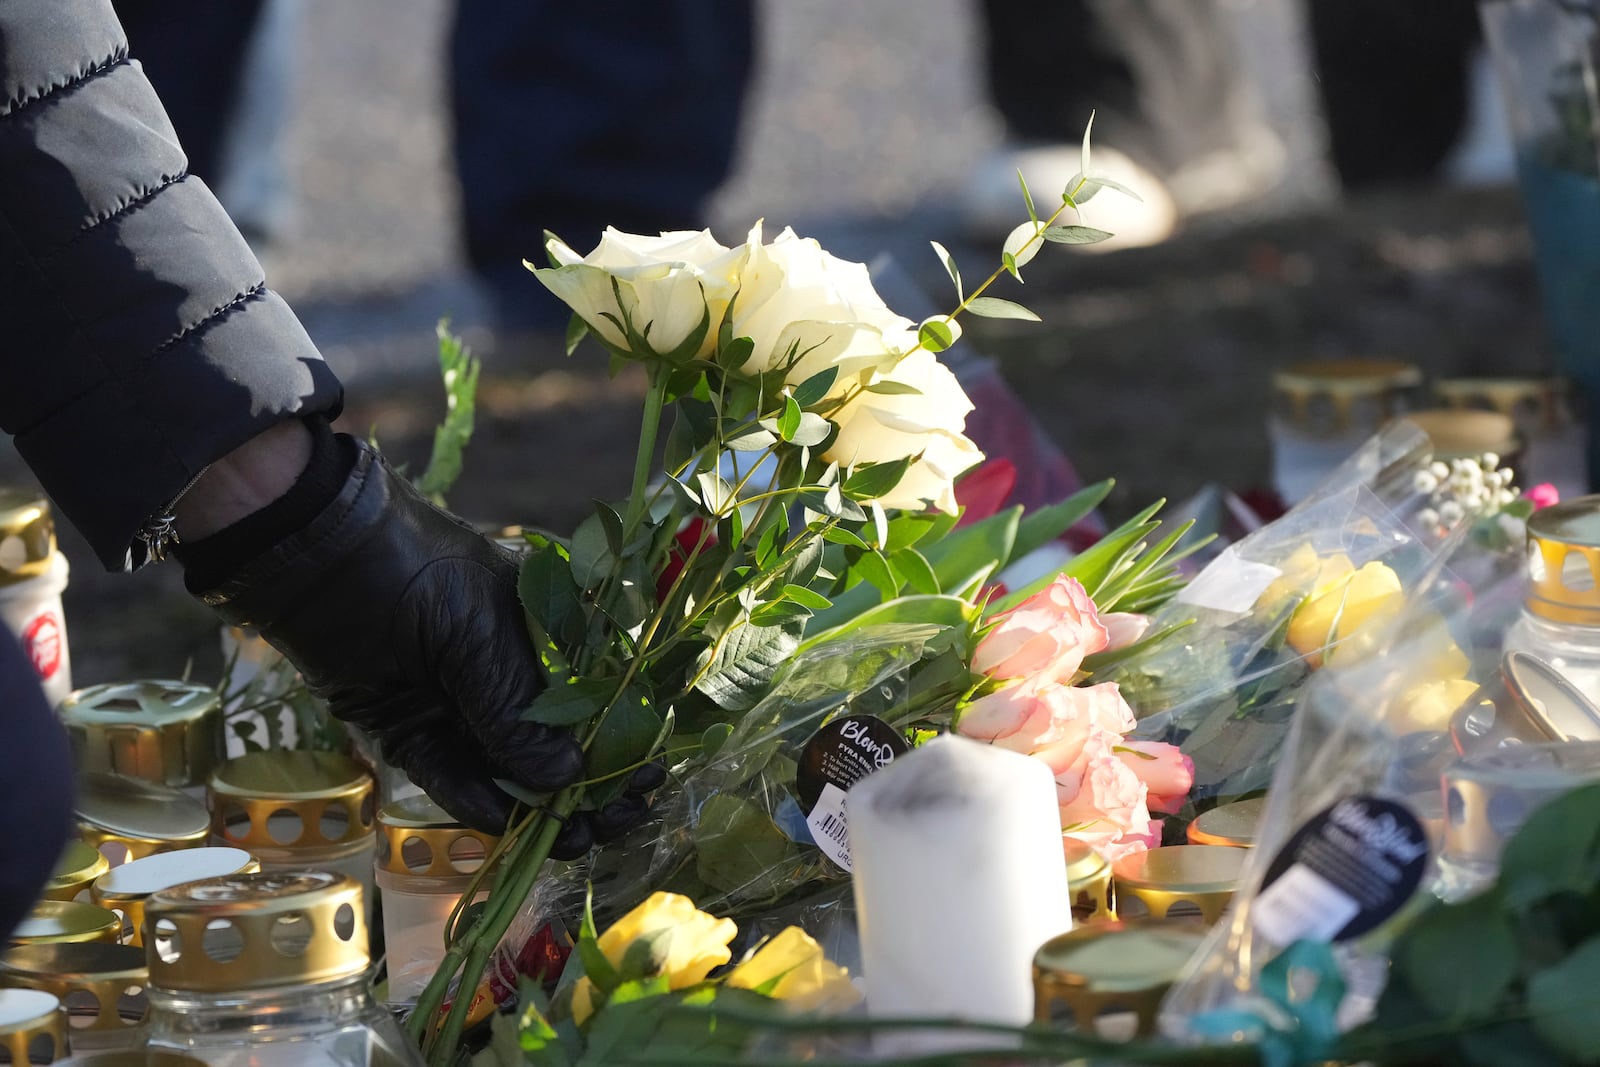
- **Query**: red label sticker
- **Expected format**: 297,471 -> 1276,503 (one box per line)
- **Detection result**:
23,612 -> 61,681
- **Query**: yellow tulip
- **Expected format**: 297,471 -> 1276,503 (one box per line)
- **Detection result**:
1286,559 -> 1404,667
571,891 -> 738,1025
726,926 -> 861,1013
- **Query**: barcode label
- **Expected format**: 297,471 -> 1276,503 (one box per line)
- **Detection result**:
807,782 -> 852,871
1252,863 -> 1362,944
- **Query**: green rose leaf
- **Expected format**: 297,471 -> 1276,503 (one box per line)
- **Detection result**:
518,538 -> 581,648
692,793 -> 795,898
585,683 -> 662,781
1399,893 -> 1517,1018
700,722 -> 734,761
568,512 -> 616,589
522,676 -> 613,727
1041,224 -> 1115,245
791,365 -> 839,408
1529,937 -> 1600,1062
692,614 -> 803,712
717,335 -> 755,372
1500,782 -> 1600,913
965,296 -> 1041,321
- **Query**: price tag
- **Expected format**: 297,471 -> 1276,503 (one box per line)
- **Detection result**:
796,715 -> 911,872
806,783 -> 853,872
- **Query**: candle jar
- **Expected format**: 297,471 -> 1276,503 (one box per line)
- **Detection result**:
91,849 -> 259,948
373,795 -> 496,1006
60,682 -> 222,797
1436,376 -> 1587,498
1063,839 -> 1114,923
1504,496 -> 1600,707
75,775 -> 210,870
0,489 -> 72,708
1110,845 -> 1247,925
1032,921 -> 1207,1036
1269,359 -> 1423,505
0,988 -> 68,1064
42,843 -> 110,904
141,870 -> 423,1067
1186,796 -> 1265,848
1398,409 -> 1521,467
11,903 -> 122,948
1437,741 -> 1600,902
207,752 -> 377,913
0,943 -> 148,1052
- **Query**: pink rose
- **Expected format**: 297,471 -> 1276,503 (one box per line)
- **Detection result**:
974,576 -> 1109,684
1100,612 -> 1151,652
956,681 -> 1136,758
1057,731 -> 1155,860
1115,740 -> 1194,815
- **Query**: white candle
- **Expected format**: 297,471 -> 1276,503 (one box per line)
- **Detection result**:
849,734 -> 1071,1052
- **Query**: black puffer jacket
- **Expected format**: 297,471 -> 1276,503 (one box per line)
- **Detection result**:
0,0 -> 343,571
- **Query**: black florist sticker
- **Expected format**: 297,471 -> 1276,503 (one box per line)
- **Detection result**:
1252,795 -> 1430,945
796,716 -> 911,873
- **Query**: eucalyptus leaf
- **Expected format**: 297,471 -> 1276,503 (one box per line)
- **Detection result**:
1041,224 -> 1115,245
725,424 -> 778,453
930,239 -> 963,299
844,456 -> 914,500
965,296 -> 1041,321
781,584 -> 832,611
917,317 -> 956,353
717,335 -> 755,372
863,379 -> 922,396
1016,170 -> 1038,225
788,411 -> 833,448
791,365 -> 839,408
777,396 -> 802,441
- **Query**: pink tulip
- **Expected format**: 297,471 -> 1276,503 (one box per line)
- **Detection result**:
974,576 -> 1108,684
1115,740 -> 1194,815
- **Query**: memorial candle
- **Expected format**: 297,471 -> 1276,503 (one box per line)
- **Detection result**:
849,735 -> 1071,1050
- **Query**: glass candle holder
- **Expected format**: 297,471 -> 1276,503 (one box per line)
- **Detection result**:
0,943 -> 148,1052
0,489 -> 72,708
61,682 -> 222,798
11,903 -> 122,948
42,842 -> 110,904
1504,495 -> 1600,705
75,775 -> 210,870
0,987 -> 68,1065
207,752 -> 377,917
373,795 -> 497,1006
1269,359 -> 1423,505
142,871 -> 422,1067
91,849 -> 258,948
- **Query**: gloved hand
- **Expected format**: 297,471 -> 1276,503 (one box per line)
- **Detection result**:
193,437 -> 583,832
548,762 -> 668,860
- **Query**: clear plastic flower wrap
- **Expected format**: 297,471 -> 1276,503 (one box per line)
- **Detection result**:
1114,420 -> 1526,805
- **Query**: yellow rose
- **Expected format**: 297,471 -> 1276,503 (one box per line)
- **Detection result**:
1286,558 -> 1404,667
1390,677 -> 1480,734
725,926 -> 861,1014
571,892 -> 738,1025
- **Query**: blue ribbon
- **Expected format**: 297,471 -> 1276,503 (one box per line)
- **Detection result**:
1185,940 -> 1347,1067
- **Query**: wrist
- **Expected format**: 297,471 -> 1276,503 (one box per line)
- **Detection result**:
175,420 -> 315,540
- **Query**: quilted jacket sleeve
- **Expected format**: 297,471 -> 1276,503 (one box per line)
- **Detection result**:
0,0 -> 344,571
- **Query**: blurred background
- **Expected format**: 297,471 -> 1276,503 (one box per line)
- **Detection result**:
4,0 -> 1573,682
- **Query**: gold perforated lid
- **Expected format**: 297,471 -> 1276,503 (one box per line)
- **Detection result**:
144,870 -> 368,992
61,681 -> 223,789
42,840 -> 111,902
1398,410 -> 1519,462
1111,844 -> 1248,894
1273,359 -> 1422,433
1525,496 -> 1600,624
76,774 -> 210,864
1187,797 -> 1266,848
376,794 -> 497,878
1435,377 -> 1570,432
1034,920 -> 1207,993
1062,838 -> 1109,884
0,942 -> 148,1033
92,848 -> 259,948
10,902 -> 121,946
0,490 -> 55,587
0,987 -> 65,1065
209,751 -> 375,853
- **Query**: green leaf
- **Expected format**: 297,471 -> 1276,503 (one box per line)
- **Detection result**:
1016,170 -> 1038,225
595,501 -> 625,555
569,512 -> 617,588
750,601 -> 813,627
776,395 -> 802,441
717,335 -> 755,372
890,547 -> 940,595
884,512 -> 944,553
788,411 -> 832,448
692,793 -> 796,898
791,365 -> 839,408
1041,224 -> 1115,245
854,549 -> 898,598
799,595 -> 978,653
781,584 -> 832,611
870,499 -> 889,551
1500,783 -> 1600,912
585,684 -> 662,780
523,677 -> 612,727
1529,937 -> 1600,1061
492,777 -> 550,809
843,456 -> 914,500
412,322 -> 480,504
565,313 -> 589,357
821,526 -> 871,550
692,613 -> 804,712
864,379 -> 922,396
920,505 -> 1021,596
965,296 -> 1041,321
725,423 -> 778,453
1002,250 -> 1021,281
663,407 -> 697,474
1399,893 -> 1517,1018
1012,480 -> 1113,561
577,892 -> 622,994
930,240 -> 963,299
700,722 -> 733,760
917,317 -> 956,353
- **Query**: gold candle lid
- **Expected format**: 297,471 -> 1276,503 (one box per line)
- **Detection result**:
1435,377 -> 1570,433
0,490 -> 55,587
1062,838 -> 1109,884
0,987 -> 66,1063
11,902 -> 122,946
209,751 -> 375,853
76,775 -> 210,866
43,841 -> 111,902
1525,496 -> 1600,625
1034,920 -> 1207,994
144,870 -> 368,993
1112,845 -> 1248,894
0,942 -> 148,1033
1397,410 -> 1519,462
92,848 -> 259,948
1447,651 -> 1600,752
1187,797 -> 1266,848
61,681 -> 223,790
376,794 -> 497,878
1444,741 -> 1600,862
1273,359 -> 1422,434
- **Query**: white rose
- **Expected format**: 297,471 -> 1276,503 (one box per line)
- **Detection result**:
826,349 -> 984,514
729,223 -> 918,393
530,228 -> 745,360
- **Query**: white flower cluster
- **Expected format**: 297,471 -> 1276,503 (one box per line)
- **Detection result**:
1413,452 -> 1520,531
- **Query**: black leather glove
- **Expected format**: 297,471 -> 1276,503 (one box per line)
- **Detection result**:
192,437 -> 583,832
